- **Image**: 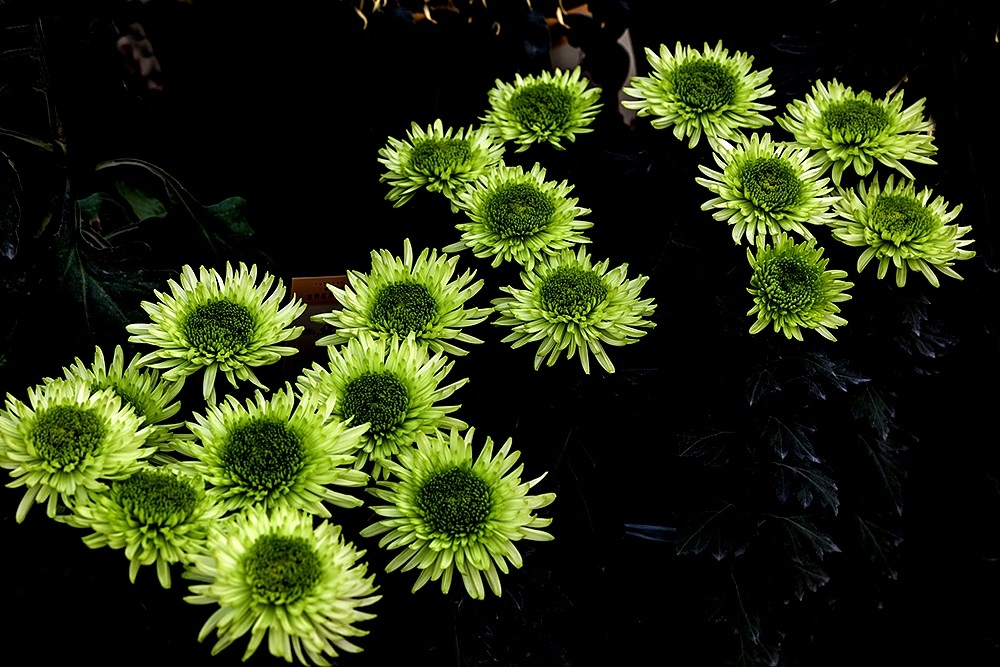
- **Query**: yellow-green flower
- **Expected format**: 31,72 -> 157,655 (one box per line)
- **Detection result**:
378,119 -> 506,212
776,78 -> 937,185
492,246 -> 657,374
184,504 -> 380,665
360,427 -> 555,600
747,233 -> 854,341
296,332 -> 469,480
442,162 -> 593,270
830,174 -> 975,287
176,383 -> 369,516
0,377 -> 152,522
482,66 -> 602,151
312,238 -> 492,357
622,41 -> 775,150
58,464 -> 225,588
59,344 -> 184,458
127,262 -> 306,404
695,132 -> 839,246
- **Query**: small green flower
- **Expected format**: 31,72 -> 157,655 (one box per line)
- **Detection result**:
747,233 -> 854,341
378,119 -> 506,212
360,427 -> 555,600
57,464 -> 225,588
176,383 -> 369,516
622,41 -> 775,150
830,174 -> 974,287
184,504 -> 380,665
776,79 -> 938,185
296,332 -> 469,480
0,377 -> 152,522
127,262 -> 306,404
482,66 -> 602,151
312,238 -> 492,356
59,344 -> 185,458
492,246 -> 657,374
442,162 -> 593,270
695,132 -> 839,246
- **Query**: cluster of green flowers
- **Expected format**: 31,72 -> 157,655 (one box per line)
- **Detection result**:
622,40 -> 975,340
0,260 -> 559,665
377,65 -> 658,374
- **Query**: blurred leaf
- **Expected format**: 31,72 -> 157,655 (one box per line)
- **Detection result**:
1,153 -> 20,260
678,429 -> 738,467
624,523 -> 676,543
855,514 -> 902,581
772,461 -> 840,515
857,433 -> 905,515
788,560 -> 831,602
112,176 -> 168,222
676,502 -> 755,560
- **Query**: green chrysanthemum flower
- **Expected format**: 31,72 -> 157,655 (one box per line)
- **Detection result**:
378,119 -> 506,212
482,66 -> 602,152
491,246 -> 657,374
176,383 -> 369,516
126,262 -> 306,405
360,427 -> 555,600
0,377 -> 152,522
184,504 -> 380,665
747,233 -> 854,341
312,238 -> 492,356
622,41 -> 775,150
60,344 -> 185,458
57,464 -> 225,588
830,174 -> 974,287
296,332 -> 469,480
442,162 -> 593,270
695,132 -> 839,245
776,79 -> 938,185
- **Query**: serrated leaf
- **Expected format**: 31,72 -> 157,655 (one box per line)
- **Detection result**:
676,502 -> 754,560
857,433 -> 905,515
855,514 -> 902,580
772,461 -> 840,515
746,366 -> 780,407
766,418 -> 819,463
788,560 -> 831,601
764,514 -> 840,561
851,383 -> 896,440
799,350 -> 870,397
678,429 -> 738,467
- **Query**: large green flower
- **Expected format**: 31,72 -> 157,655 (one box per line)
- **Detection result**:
296,332 -> 469,480
312,238 -> 492,356
747,233 -> 854,341
695,132 -> 839,246
176,383 -> 369,516
492,246 -> 657,374
482,66 -> 602,151
0,377 -> 152,522
184,504 -> 380,665
58,464 -> 225,588
59,344 -> 185,457
360,428 -> 555,600
776,78 -> 937,185
622,41 -> 775,150
442,162 -> 593,270
378,119 -> 506,212
127,262 -> 306,404
830,174 -> 975,287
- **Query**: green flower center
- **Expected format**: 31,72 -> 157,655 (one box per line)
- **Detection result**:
822,100 -> 889,142
243,534 -> 322,606
32,405 -> 105,468
410,138 -> 473,175
369,281 -> 437,336
509,82 -> 574,132
539,267 -> 608,319
416,466 -> 492,538
341,372 -> 409,437
671,60 -> 737,112
869,193 -> 937,245
112,470 -> 198,526
485,182 -> 556,238
757,254 -> 821,314
740,157 -> 802,212
221,418 -> 304,496
183,300 -> 255,358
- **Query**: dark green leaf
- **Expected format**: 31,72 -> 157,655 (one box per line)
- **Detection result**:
772,461 -> 840,515
112,176 -> 168,222
855,514 -> 902,580
678,429 -> 738,467
676,502 -> 755,560
857,433 -> 905,515
851,383 -> 896,440
788,560 -> 831,602
763,514 -> 840,561
766,418 -> 819,463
